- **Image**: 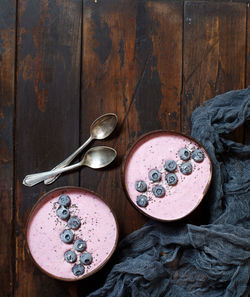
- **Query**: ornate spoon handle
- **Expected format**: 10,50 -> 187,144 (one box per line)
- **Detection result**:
23,162 -> 82,187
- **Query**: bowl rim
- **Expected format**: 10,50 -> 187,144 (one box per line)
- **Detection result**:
25,186 -> 119,282
121,129 -> 213,222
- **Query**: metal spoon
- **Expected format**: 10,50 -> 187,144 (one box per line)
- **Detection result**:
44,113 -> 118,184
23,146 -> 117,187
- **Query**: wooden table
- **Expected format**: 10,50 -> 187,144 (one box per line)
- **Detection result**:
1,0 -> 249,296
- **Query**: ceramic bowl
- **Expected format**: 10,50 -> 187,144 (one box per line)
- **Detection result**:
26,186 -> 118,281
122,130 -> 212,221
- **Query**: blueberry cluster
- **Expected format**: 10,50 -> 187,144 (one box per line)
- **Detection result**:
56,194 -> 93,277
134,148 -> 204,208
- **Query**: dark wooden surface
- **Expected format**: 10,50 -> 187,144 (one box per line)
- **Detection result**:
0,0 -> 249,296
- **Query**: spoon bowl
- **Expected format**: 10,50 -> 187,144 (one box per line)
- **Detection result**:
84,146 -> 117,169
90,113 -> 118,140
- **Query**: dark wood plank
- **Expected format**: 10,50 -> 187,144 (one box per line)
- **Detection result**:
15,0 -> 82,296
182,1 -> 246,137
0,1 -> 16,296
79,1 -> 182,294
144,0 -> 182,132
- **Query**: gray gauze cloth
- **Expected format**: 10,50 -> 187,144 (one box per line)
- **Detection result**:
87,88 -> 250,297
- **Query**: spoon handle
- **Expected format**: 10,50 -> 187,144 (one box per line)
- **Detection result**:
23,162 -> 83,187
43,136 -> 92,185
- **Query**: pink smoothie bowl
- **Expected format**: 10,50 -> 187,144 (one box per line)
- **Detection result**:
26,187 -> 119,281
121,131 -> 212,222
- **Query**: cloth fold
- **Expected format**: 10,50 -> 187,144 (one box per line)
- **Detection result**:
87,88 -> 250,297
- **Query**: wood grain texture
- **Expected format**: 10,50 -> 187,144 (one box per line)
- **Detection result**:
0,1 -> 16,296
182,1 -> 246,135
15,0 -> 82,296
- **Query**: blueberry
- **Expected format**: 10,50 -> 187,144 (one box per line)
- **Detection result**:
180,162 -> 192,175
72,264 -> 85,276
60,229 -> 74,244
67,216 -> 81,230
64,250 -> 77,263
135,180 -> 147,192
192,149 -> 204,163
80,252 -> 93,265
165,173 -> 178,186
56,206 -> 70,221
179,148 -> 191,161
152,185 -> 165,197
148,169 -> 161,182
58,195 -> 71,207
74,239 -> 86,252
164,160 -> 177,172
136,195 -> 148,207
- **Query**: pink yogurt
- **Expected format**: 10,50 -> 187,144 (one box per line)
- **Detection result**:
26,187 -> 118,281
124,131 -> 212,221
